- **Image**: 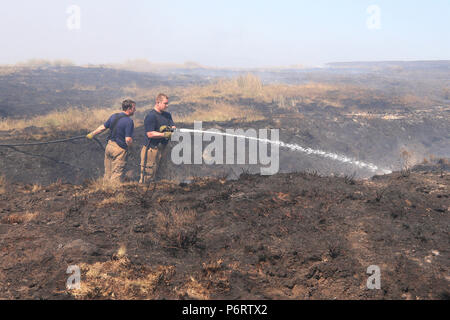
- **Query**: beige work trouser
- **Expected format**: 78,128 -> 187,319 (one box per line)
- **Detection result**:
139,144 -> 167,184
104,140 -> 128,183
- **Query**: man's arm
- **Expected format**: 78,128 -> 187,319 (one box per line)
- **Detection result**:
125,120 -> 134,146
146,131 -> 166,139
87,124 -> 107,138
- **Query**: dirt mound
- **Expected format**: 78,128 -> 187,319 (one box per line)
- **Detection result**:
0,166 -> 448,299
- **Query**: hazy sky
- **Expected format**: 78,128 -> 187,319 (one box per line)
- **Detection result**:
1,0 -> 449,67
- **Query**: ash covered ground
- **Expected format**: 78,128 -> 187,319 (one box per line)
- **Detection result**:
0,163 -> 448,299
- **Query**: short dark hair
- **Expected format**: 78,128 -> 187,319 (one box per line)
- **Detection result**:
122,99 -> 136,111
156,93 -> 168,104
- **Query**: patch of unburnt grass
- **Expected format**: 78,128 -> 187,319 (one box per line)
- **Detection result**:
69,245 -> 175,299
1,211 -> 38,224
0,175 -> 6,195
87,177 -> 121,194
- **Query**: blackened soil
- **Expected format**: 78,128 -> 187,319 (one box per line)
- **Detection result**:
0,167 -> 448,299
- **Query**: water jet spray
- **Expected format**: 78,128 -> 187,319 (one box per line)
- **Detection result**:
178,128 -> 391,174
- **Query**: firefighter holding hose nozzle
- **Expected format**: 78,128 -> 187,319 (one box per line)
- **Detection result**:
139,93 -> 176,184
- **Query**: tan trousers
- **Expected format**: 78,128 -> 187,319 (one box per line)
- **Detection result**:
104,141 -> 127,183
139,144 -> 167,184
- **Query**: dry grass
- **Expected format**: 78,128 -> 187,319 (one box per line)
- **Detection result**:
171,73 -> 404,118
21,184 -> 43,194
174,102 -> 265,123
70,256 -> 175,299
31,184 -> 42,193
0,73 -> 427,135
400,149 -> 413,177
69,244 -> 175,299
0,104 -> 147,134
87,177 -> 122,194
122,74 -> 314,123
175,276 -> 211,300
98,193 -> 127,207
178,74 -> 263,103
0,107 -> 119,132
0,175 -> 6,195
116,244 -> 127,259
152,207 -> 199,250
1,211 -> 38,224
202,259 -> 224,275
173,259 -> 231,299
178,74 -> 357,108
181,74 -> 435,111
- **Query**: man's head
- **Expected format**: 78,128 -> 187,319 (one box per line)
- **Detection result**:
122,99 -> 136,116
155,93 -> 169,113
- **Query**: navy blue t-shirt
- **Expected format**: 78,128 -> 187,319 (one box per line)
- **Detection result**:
144,110 -> 174,148
104,112 -> 134,150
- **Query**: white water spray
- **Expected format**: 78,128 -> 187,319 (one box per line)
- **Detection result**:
179,128 -> 391,174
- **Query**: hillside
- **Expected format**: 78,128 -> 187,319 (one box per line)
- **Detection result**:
1,61 -> 449,119
0,61 -> 448,300
0,66 -> 204,118
0,165 -> 448,299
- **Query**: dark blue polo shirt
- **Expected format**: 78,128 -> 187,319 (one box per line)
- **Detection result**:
104,112 -> 134,150
144,109 -> 174,148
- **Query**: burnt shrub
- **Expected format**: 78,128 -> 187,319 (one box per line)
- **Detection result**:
152,206 -> 200,250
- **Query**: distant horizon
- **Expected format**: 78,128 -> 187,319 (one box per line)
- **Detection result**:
2,58 -> 449,70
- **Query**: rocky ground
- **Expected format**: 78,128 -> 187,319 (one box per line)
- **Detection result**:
0,162 -> 448,300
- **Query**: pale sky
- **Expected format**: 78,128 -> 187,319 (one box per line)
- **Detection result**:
0,0 -> 449,67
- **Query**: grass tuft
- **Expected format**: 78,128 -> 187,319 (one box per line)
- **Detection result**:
0,175 -> 6,195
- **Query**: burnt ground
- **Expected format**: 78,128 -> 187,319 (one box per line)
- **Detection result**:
0,163 -> 448,300
0,62 -> 448,300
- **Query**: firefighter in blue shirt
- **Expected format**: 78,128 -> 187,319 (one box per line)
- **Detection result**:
140,93 -> 175,184
87,99 -> 136,183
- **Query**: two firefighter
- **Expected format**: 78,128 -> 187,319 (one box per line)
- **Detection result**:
86,93 -> 175,184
